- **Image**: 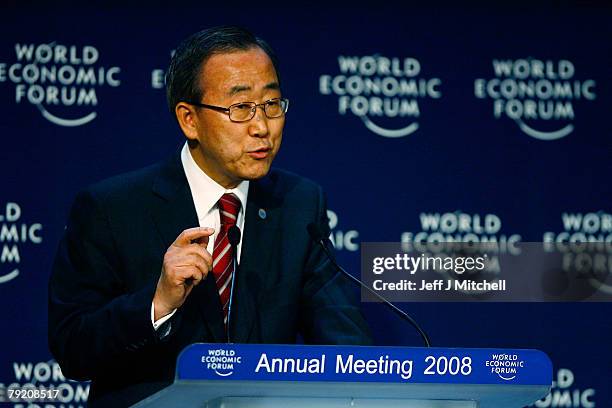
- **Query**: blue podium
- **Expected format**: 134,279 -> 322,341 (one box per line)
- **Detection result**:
133,343 -> 552,408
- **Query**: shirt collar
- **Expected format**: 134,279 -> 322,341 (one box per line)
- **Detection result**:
180,142 -> 249,218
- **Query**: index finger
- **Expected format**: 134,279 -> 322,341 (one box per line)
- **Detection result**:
173,227 -> 215,247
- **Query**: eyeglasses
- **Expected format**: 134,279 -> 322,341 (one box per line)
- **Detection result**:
189,97 -> 289,122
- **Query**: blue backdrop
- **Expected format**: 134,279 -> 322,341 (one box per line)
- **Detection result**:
1,2 -> 610,407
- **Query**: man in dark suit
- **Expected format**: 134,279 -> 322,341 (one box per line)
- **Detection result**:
48,26 -> 371,407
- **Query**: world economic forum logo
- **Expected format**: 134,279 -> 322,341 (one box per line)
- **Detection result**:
485,353 -> 525,381
0,42 -> 122,127
543,211 -> 612,296
474,58 -> 596,141
327,210 -> 359,252
319,55 -> 442,138
0,202 -> 43,285
202,348 -> 242,377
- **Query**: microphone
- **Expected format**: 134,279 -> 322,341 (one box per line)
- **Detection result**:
228,226 -> 241,247
307,222 -> 432,347
226,225 -> 241,343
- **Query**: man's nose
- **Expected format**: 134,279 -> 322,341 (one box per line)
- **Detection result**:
248,105 -> 270,138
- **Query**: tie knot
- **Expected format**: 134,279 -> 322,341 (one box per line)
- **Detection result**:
218,193 -> 241,226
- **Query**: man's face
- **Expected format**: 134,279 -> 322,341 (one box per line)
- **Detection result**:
186,47 -> 284,188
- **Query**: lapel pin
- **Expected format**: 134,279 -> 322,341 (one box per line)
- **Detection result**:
258,208 -> 267,220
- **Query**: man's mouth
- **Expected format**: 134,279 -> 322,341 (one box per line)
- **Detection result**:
247,146 -> 272,159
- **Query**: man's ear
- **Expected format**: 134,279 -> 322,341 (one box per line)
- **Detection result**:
175,102 -> 199,142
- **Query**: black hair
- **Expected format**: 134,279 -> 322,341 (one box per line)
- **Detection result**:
165,25 -> 280,120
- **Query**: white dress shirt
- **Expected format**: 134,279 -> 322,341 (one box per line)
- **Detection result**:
151,143 -> 249,330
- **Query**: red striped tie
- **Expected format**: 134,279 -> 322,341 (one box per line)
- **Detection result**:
212,193 -> 241,328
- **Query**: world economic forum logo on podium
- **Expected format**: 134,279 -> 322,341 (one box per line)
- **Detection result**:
201,348 -> 242,377
319,55 -> 442,138
485,353 -> 525,381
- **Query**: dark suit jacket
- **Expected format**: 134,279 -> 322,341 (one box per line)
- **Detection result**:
48,151 -> 372,407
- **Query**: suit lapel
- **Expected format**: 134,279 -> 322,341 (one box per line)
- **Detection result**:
150,151 -> 225,342
231,174 -> 282,343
